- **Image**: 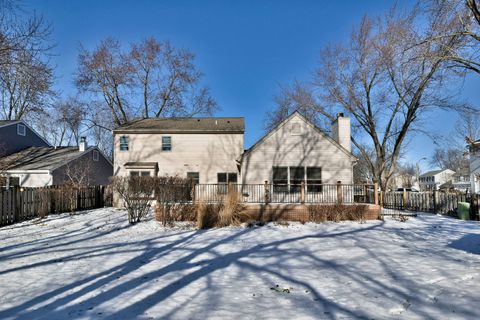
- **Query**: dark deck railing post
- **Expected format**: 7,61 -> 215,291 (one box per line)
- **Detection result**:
264,181 -> 270,205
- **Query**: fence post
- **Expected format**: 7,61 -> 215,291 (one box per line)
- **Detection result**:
374,182 -> 379,206
402,189 -> 407,210
336,181 -> 342,204
300,181 -> 305,204
264,180 -> 270,205
433,189 -> 437,214
191,184 -> 196,204
379,191 -> 383,207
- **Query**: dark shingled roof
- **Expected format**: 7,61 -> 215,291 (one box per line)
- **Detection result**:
113,117 -> 244,133
1,146 -> 89,171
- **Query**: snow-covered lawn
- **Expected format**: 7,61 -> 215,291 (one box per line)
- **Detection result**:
0,209 -> 479,319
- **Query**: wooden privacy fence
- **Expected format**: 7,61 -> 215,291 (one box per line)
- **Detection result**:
382,190 -> 480,219
190,182 -> 378,205
0,185 -> 111,226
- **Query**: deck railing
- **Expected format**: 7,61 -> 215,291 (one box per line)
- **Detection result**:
191,183 -> 377,205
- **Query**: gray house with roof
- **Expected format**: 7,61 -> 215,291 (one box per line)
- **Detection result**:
418,169 -> 455,191
1,138 -> 113,188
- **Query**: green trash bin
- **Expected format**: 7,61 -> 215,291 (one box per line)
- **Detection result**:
457,202 -> 470,220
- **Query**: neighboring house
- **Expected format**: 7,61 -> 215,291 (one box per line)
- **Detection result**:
418,169 -> 455,191
113,117 -> 245,183
468,139 -> 480,194
240,112 -> 356,188
450,173 -> 471,192
0,138 -> 113,187
0,120 -> 50,157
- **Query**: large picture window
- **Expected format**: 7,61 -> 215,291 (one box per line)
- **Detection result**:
272,166 -> 322,193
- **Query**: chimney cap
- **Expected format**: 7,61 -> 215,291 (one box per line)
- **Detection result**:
337,112 -> 344,118
80,136 -> 87,142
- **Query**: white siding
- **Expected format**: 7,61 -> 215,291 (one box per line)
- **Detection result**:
241,114 -> 354,184
8,172 -> 53,187
114,133 -> 244,183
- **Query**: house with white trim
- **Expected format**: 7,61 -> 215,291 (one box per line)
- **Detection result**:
113,112 -> 356,202
0,120 -> 113,187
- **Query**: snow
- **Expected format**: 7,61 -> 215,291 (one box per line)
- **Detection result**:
0,208 -> 479,319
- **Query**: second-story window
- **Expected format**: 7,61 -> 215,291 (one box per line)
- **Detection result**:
119,136 -> 129,151
17,123 -> 26,136
162,136 -> 172,151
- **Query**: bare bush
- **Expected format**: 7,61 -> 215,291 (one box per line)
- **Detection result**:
308,205 -> 367,223
196,201 -> 220,229
216,189 -> 247,227
155,176 -> 194,227
111,176 -> 156,224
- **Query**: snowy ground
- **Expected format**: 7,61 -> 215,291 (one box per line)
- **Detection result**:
0,209 -> 479,320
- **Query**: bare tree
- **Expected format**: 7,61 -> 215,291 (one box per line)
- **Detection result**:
35,97 -> 86,147
424,0 -> 480,74
0,1 -> 54,120
76,37 -> 217,144
430,147 -> 470,174
267,6 -> 470,189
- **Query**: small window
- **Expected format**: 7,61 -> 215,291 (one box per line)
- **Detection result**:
162,136 -> 172,151
141,171 -> 150,177
187,172 -> 200,184
119,136 -> 129,151
92,150 -> 99,161
17,124 -> 26,136
9,177 -> 20,187
130,171 -> 139,177
217,172 -> 237,194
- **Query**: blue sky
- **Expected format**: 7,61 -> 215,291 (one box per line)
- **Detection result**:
25,0 -> 479,170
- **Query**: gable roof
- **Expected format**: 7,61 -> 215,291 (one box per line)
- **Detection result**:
242,111 -> 356,161
419,169 -> 455,178
1,146 -> 102,171
113,117 -> 244,134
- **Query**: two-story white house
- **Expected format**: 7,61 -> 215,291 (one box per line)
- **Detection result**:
113,117 -> 245,185
418,169 -> 455,191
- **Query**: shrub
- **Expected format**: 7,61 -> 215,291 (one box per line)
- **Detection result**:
216,189 -> 247,227
155,203 -> 196,226
196,202 -> 219,229
111,176 -> 156,224
308,204 -> 366,223
155,176 -> 194,226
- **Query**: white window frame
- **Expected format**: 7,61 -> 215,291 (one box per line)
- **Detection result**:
93,150 -> 99,162
162,136 -> 172,152
17,123 -> 26,136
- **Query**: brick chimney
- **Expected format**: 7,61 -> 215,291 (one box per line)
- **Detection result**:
332,113 -> 351,152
